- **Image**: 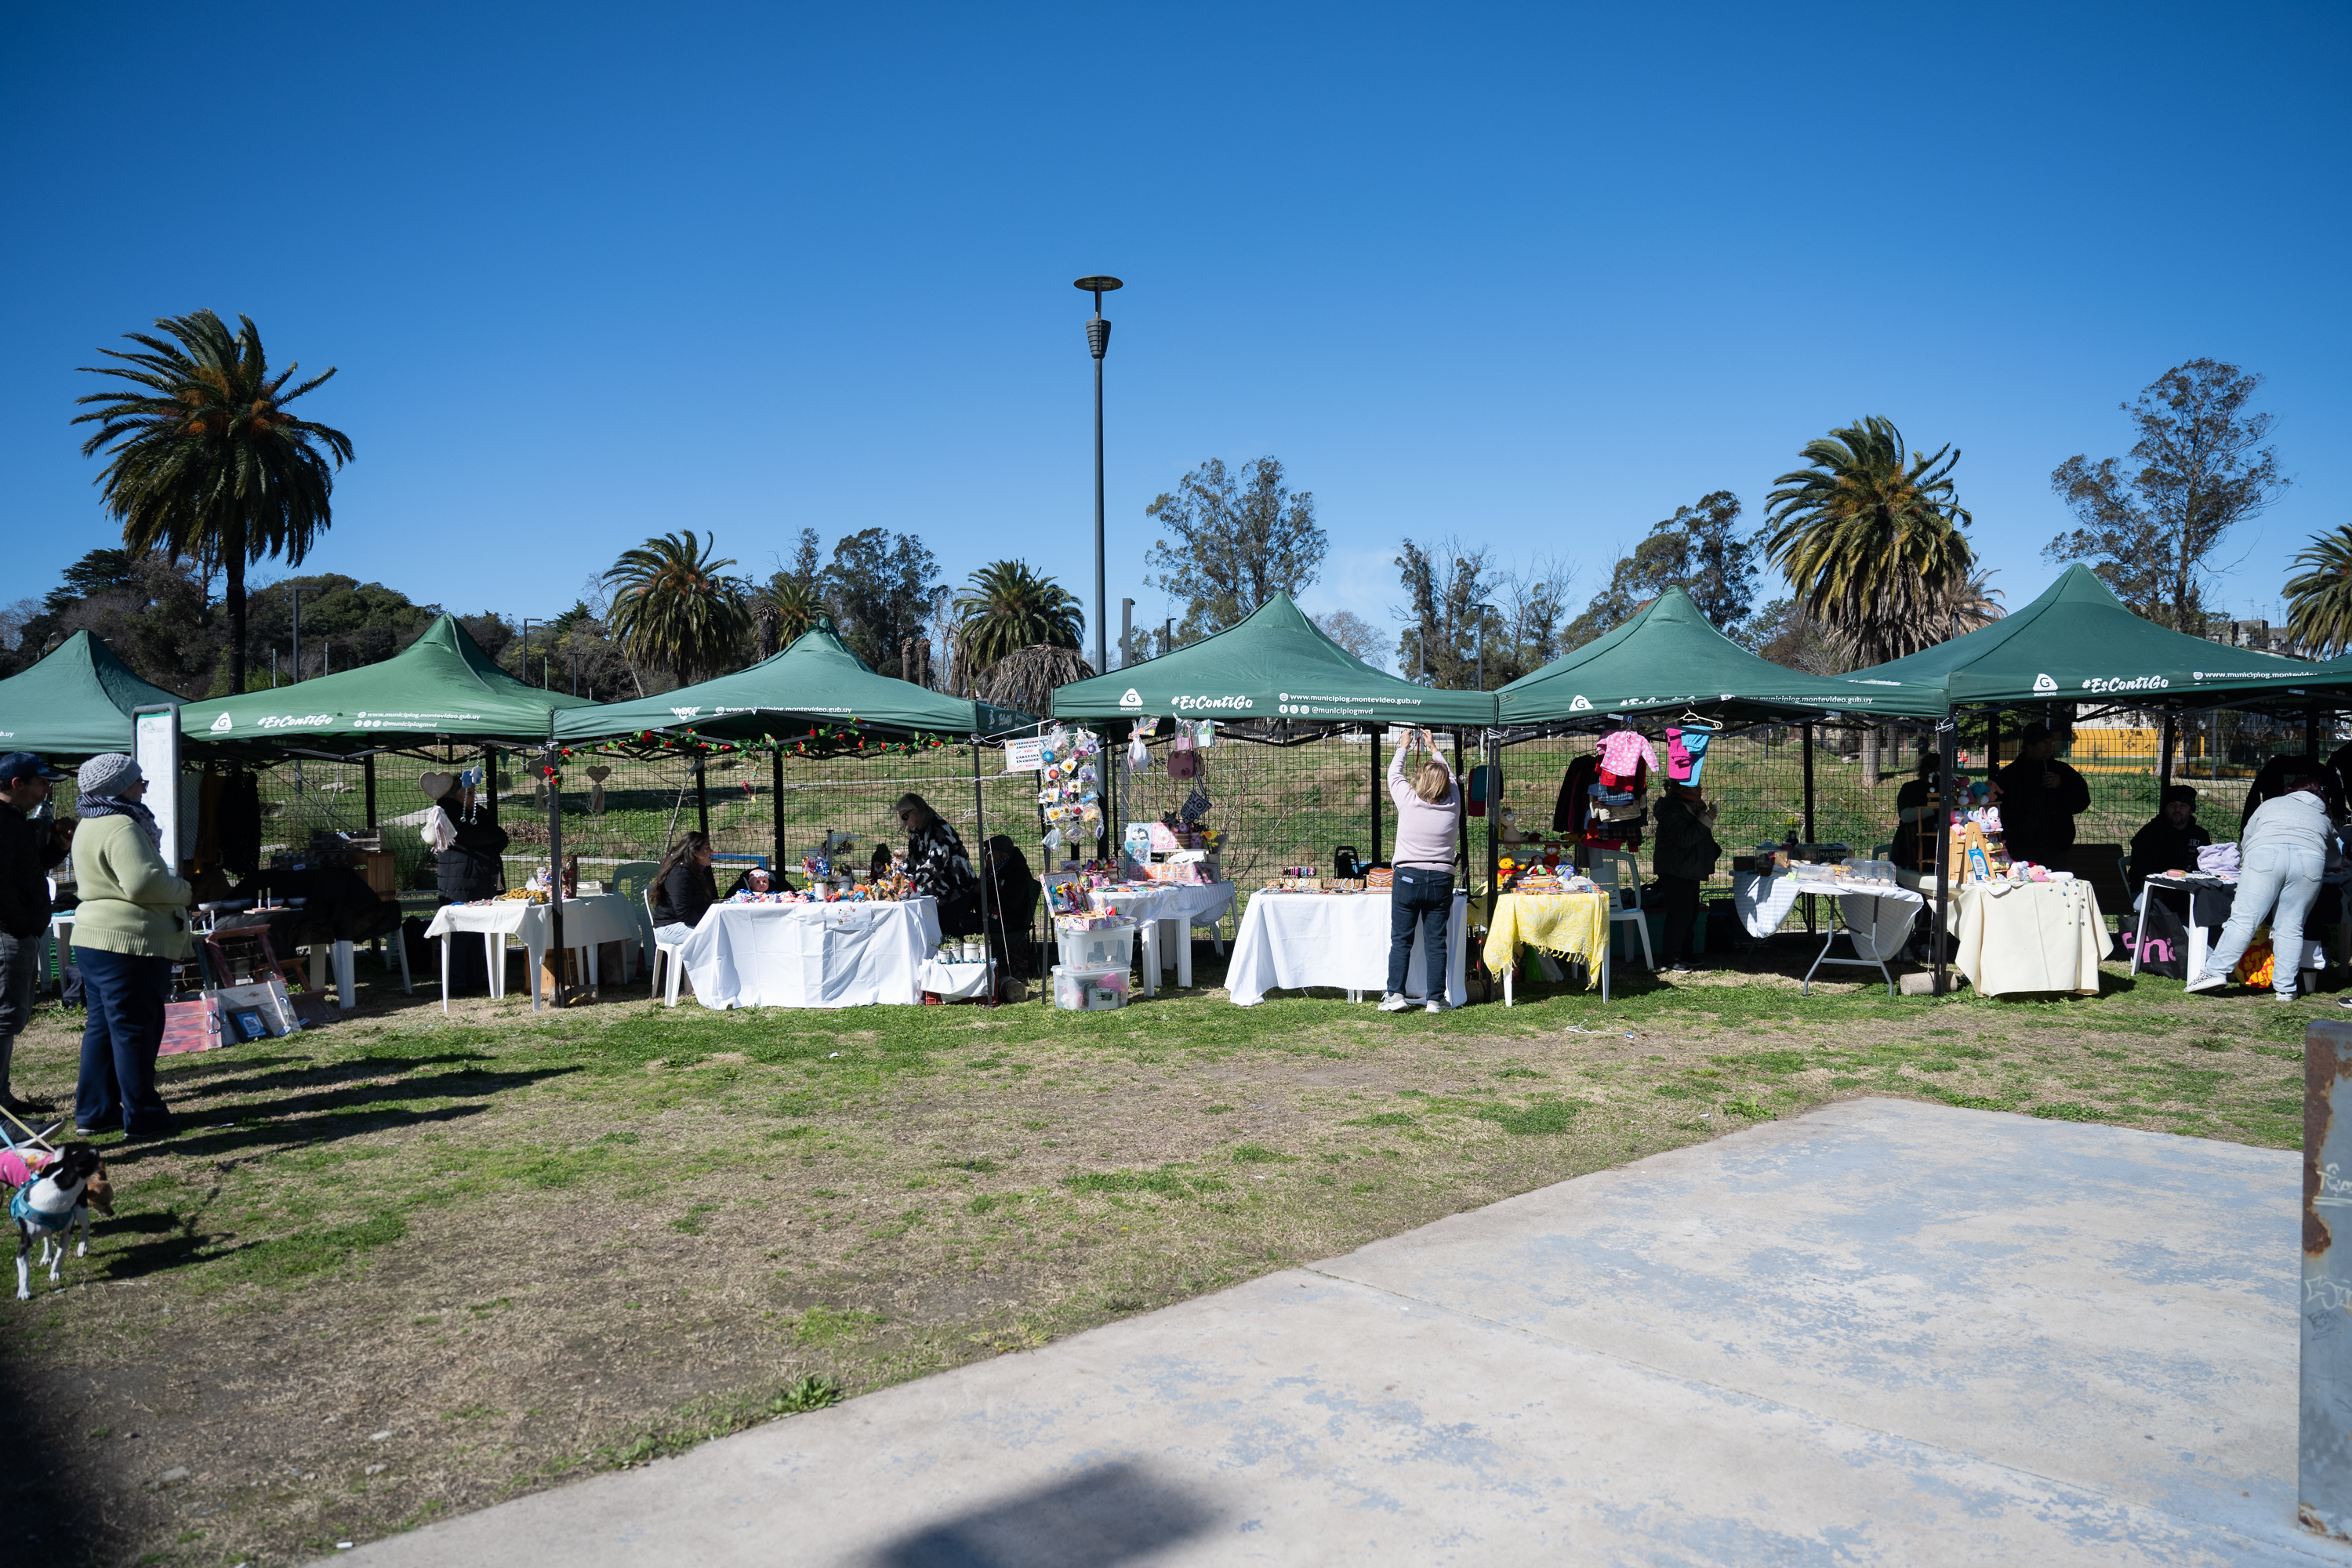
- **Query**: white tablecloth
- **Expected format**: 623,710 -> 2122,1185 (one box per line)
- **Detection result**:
1090,881 -> 1238,928
423,894 -> 642,1009
678,898 -> 942,1009
1225,891 -> 1468,1007
1732,873 -> 1925,961
1951,880 -> 2109,996
918,959 -> 995,999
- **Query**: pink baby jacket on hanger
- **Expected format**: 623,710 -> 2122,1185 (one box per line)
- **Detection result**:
1595,729 -> 1657,780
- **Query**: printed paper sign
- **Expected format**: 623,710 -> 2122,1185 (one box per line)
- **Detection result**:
1004,737 -> 1047,773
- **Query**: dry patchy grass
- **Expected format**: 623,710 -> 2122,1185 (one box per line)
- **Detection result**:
0,942 -> 2313,1566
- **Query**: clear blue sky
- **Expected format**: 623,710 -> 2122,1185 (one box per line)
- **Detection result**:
5,2 -> 2345,666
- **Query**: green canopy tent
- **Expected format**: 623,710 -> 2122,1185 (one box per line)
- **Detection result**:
1485,587 -> 1951,970
1835,564 -> 2333,721
180,612 -> 596,836
554,623 -> 1033,942
1051,591 -> 1498,869
1834,564 -> 2344,996
1497,586 -> 1947,727
554,622 -> 1029,749
0,631 -> 184,760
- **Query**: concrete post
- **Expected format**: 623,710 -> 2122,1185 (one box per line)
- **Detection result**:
2303,1018 -> 2352,1542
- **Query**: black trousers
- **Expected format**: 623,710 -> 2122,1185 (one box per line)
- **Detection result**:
1656,874 -> 1703,964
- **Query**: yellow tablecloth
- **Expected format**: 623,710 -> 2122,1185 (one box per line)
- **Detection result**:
1951,880 -> 2110,996
1484,891 -> 1609,988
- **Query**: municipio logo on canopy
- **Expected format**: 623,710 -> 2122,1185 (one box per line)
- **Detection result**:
1568,695 -> 1593,712
209,713 -> 233,732
1119,688 -> 1142,710
2032,673 -> 2058,694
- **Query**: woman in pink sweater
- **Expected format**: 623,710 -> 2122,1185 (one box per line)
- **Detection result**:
1381,728 -> 1461,1013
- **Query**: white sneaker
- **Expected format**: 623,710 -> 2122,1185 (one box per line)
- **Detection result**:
1425,998 -> 1450,1014
1377,993 -> 1412,1012
2183,970 -> 2225,994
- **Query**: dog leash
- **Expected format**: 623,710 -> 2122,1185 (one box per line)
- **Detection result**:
0,1102 -> 62,1155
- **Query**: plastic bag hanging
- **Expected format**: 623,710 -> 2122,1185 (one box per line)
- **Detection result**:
1127,727 -> 1152,773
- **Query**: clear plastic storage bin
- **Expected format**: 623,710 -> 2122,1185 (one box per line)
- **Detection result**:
1052,963 -> 1130,1011
1055,920 -> 1138,972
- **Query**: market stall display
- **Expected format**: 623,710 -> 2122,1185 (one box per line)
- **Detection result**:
674,895 -> 942,1008
422,891 -> 641,1012
1732,861 -> 1924,997
1225,887 -> 1468,1007
2130,869 -> 2336,986
1484,887 -> 1608,1004
1948,879 -> 2109,996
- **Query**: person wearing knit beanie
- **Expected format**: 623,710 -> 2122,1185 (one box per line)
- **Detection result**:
77,754 -> 143,800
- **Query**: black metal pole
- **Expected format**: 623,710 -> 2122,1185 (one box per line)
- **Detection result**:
1484,731 -> 1502,905
1802,723 -> 1817,935
1370,725 -> 1383,864
1452,728 -> 1468,877
971,734 -> 997,1004
363,754 -> 377,831
2158,713 -> 2175,787
545,725 -> 568,1006
771,746 -> 786,873
1933,721 -> 1957,996
694,752 -> 710,838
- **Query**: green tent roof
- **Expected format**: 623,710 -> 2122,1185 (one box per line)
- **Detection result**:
1835,564 -> 2334,710
181,613 -> 594,754
554,623 -> 1028,745
0,631 -> 186,760
1497,588 -> 1948,724
1051,593 -> 1497,728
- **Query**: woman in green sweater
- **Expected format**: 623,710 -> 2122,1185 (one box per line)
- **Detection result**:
68,753 -> 188,1138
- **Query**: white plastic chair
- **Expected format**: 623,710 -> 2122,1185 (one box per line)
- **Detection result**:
608,859 -> 662,985
1588,851 -> 1654,973
641,888 -> 692,1007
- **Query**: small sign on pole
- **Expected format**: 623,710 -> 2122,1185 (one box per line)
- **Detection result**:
1003,736 -> 1047,774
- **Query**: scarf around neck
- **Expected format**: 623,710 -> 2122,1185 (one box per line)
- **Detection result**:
78,791 -> 162,847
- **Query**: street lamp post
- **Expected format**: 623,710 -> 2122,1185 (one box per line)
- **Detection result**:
1074,275 -> 1123,676
520,619 -> 541,688
287,584 -> 318,681
1475,603 -> 1497,691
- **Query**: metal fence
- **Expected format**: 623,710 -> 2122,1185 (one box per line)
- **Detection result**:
223,710 -> 2330,933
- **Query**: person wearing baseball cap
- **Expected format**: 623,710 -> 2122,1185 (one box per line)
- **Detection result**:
0,751 -> 71,1113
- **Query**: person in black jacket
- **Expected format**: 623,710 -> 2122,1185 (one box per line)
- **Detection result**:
2130,785 -> 2211,891
1992,724 -> 2091,873
1651,782 -> 1722,974
895,794 -> 981,937
0,752 -> 71,1112
434,782 -> 510,903
651,831 -> 719,939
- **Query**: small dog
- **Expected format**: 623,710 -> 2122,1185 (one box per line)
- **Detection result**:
13,1144 -> 113,1300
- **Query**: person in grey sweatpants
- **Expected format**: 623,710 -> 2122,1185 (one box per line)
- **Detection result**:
0,750 -> 72,1112
2189,771 -> 2340,998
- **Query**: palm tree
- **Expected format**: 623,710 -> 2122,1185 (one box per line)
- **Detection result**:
953,561 -> 1082,684
602,532 -> 752,684
1952,568 -> 2006,635
973,644 -> 1094,715
73,310 -> 353,694
2285,525 -> 2352,657
1764,418 -> 1976,782
752,573 -> 822,658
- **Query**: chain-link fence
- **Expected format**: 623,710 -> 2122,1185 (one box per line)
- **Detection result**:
219,709 -> 2332,937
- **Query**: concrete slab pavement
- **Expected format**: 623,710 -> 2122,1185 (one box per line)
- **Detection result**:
334,1098 -> 2349,1566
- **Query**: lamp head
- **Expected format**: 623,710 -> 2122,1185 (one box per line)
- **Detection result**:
1073,275 -> 1123,314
